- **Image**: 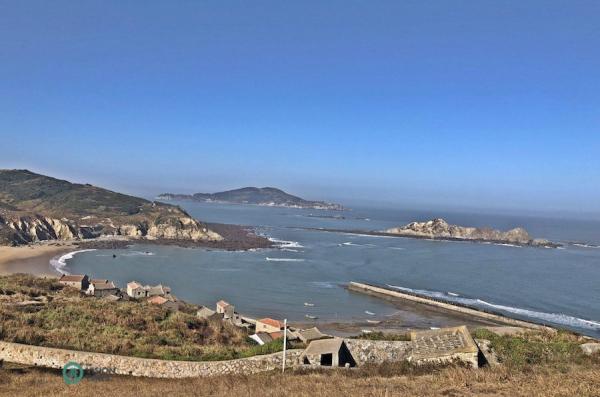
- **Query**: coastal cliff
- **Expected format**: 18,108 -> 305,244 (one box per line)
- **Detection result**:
0,170 -> 222,246
158,187 -> 344,211
384,218 -> 554,247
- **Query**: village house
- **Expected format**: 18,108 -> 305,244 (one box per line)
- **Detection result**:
300,338 -> 357,367
255,318 -> 284,334
215,300 -> 235,319
296,327 -> 329,344
126,281 -> 171,299
147,296 -> 179,311
87,281 -> 119,298
58,274 -> 89,291
249,331 -> 284,345
197,306 -> 218,320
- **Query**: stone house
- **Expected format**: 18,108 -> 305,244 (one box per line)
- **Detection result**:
87,281 -> 119,298
255,318 -> 283,334
58,274 -> 89,291
215,300 -> 235,319
301,338 -> 357,367
297,327 -> 328,344
147,296 -> 179,311
126,281 -> 171,299
197,306 -> 218,320
250,331 -> 284,345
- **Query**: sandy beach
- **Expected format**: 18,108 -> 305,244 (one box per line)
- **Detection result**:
0,242 -> 76,276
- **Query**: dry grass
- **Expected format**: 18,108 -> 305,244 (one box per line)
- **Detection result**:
1,364 -> 599,397
0,274 -> 261,360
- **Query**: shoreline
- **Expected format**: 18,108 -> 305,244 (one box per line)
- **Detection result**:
0,242 -> 77,276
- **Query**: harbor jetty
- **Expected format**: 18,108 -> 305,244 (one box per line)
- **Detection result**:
347,282 -> 552,331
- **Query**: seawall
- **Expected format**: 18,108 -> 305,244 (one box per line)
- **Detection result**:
348,282 -> 550,330
0,341 -> 303,378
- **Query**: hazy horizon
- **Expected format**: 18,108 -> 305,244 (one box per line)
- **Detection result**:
2,1 -> 599,218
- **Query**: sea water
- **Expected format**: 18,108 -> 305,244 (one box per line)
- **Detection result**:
62,202 -> 600,337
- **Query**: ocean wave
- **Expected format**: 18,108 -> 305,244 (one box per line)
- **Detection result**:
310,281 -> 338,289
50,249 -> 97,275
476,299 -> 600,330
340,232 -> 395,239
571,243 -> 600,249
121,251 -> 155,257
388,247 -> 405,251
265,257 -> 305,262
268,238 -> 305,249
339,242 -> 376,248
493,243 -> 522,248
386,284 -> 600,331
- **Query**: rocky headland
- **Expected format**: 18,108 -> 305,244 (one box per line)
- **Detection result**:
0,170 -> 270,250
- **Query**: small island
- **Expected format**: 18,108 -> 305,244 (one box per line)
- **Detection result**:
383,218 -> 558,247
158,187 -> 344,211
305,218 -> 560,248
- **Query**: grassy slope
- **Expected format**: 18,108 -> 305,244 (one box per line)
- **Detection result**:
0,274 -> 285,361
1,361 -> 599,396
0,169 -> 149,218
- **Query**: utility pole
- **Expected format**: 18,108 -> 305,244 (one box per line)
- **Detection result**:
282,318 -> 287,373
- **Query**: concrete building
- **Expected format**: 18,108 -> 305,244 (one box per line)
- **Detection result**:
58,274 -> 89,291
301,338 -> 357,367
87,281 -> 119,297
255,318 -> 283,334
408,326 -> 479,368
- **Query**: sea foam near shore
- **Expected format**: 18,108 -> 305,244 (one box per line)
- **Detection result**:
386,284 -> 600,331
50,249 -> 97,275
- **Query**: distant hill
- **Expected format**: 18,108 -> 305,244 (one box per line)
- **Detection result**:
158,187 -> 344,210
0,170 -> 222,246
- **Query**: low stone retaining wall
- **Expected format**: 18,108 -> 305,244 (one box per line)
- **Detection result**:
348,282 -> 550,330
0,342 -> 303,378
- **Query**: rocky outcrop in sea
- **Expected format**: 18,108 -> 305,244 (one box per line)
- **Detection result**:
384,218 -> 556,247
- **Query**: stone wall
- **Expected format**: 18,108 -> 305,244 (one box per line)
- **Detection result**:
345,339 -> 412,364
0,342 -> 302,378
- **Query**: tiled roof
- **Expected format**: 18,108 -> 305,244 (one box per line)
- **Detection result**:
92,281 -> 117,290
216,300 -> 231,308
148,296 -> 168,305
127,281 -> 142,289
299,327 -> 327,341
257,318 -> 283,329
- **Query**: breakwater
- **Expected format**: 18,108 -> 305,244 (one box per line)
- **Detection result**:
348,282 -> 551,330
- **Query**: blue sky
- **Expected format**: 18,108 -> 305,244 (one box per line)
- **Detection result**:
1,1 -> 599,216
